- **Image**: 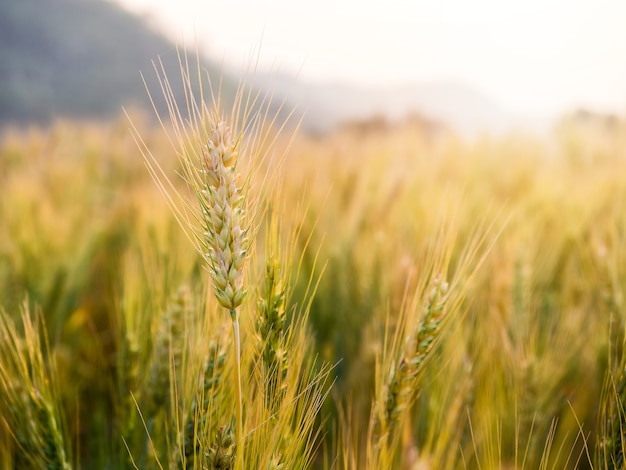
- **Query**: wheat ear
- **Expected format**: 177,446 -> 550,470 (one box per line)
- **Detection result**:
0,307 -> 71,470
199,120 -> 248,312
208,423 -> 236,469
197,117 -> 248,467
178,341 -> 227,469
378,276 -> 449,447
146,285 -> 191,417
256,256 -> 288,408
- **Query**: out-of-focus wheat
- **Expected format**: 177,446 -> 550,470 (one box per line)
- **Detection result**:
378,277 -> 449,447
0,305 -> 71,470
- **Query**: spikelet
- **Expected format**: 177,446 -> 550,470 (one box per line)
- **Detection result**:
267,454 -> 287,470
379,277 -> 449,444
199,120 -> 248,315
207,424 -> 236,470
146,285 -> 191,416
256,256 -> 288,407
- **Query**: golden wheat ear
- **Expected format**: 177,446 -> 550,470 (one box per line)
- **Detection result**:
198,118 -> 249,313
130,50 -> 261,468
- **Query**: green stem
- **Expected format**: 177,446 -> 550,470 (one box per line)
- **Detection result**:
231,310 -> 243,469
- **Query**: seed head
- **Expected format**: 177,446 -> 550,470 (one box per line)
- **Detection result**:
199,120 -> 248,311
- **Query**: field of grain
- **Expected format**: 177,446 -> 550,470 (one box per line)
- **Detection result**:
1,75 -> 626,469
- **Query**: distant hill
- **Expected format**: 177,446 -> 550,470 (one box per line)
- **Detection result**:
0,0 -> 540,136
255,72 -> 520,136
0,0 -> 236,126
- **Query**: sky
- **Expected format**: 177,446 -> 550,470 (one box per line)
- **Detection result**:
116,0 -> 626,120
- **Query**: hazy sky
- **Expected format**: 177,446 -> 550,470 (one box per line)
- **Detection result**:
116,0 -> 626,119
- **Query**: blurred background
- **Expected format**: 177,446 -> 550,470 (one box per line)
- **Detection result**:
3,2 -> 626,468
2,0 -> 626,136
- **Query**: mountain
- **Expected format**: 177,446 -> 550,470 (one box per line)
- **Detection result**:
256,72 -> 518,136
0,0 -> 525,136
0,0 -> 236,126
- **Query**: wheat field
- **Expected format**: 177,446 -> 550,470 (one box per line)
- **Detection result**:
1,68 -> 626,469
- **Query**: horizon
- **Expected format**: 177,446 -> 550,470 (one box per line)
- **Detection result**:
115,0 -> 626,122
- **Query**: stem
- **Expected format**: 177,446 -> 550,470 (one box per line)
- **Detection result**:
231,310 -> 243,468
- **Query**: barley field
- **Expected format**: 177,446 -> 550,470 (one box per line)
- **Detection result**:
1,68 -> 626,470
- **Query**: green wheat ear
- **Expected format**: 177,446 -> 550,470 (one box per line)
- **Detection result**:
207,423 -> 236,470
177,341 -> 228,469
145,285 -> 191,417
378,276 -> 450,447
0,305 -> 71,470
256,256 -> 288,408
